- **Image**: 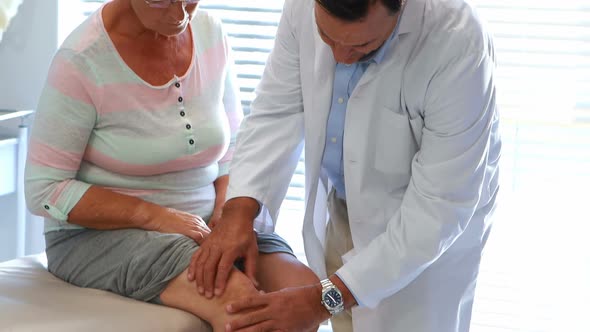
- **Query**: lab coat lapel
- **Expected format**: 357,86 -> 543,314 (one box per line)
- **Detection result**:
301,17 -> 336,277
307,13 -> 334,206
311,12 -> 336,140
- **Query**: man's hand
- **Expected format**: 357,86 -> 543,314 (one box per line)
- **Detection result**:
225,284 -> 328,332
187,197 -> 260,298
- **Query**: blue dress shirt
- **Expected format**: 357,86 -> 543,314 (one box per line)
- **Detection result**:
321,28 -> 399,200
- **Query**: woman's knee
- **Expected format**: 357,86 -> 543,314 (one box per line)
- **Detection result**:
257,253 -> 320,292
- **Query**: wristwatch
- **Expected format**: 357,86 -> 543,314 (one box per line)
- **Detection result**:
320,278 -> 344,316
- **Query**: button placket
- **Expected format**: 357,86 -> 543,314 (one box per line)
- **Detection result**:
175,81 -> 194,146
175,81 -> 185,117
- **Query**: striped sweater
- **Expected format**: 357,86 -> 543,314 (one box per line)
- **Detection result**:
25,7 -> 243,233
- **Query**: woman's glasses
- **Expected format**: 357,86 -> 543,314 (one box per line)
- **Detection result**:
144,0 -> 199,9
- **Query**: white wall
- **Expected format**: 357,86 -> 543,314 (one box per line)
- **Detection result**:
0,0 -> 58,261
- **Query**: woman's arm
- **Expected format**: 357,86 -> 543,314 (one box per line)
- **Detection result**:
25,48 -> 209,242
68,186 -> 210,242
209,175 -> 229,228
209,35 -> 244,228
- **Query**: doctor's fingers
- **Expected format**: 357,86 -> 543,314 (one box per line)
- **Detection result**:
214,238 -> 259,294
186,245 -> 218,296
213,250 -> 241,296
204,246 -> 231,299
198,246 -> 224,298
187,246 -> 205,292
240,244 -> 259,288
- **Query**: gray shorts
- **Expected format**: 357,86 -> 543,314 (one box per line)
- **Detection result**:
45,228 -> 293,304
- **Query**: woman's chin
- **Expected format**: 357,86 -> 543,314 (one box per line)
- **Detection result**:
157,23 -> 189,37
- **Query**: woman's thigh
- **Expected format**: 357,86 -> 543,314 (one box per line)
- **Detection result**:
45,228 -> 197,303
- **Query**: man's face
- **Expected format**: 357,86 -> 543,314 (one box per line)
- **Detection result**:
314,1 -> 400,64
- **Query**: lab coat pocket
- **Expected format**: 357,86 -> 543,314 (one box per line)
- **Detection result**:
374,107 -> 417,176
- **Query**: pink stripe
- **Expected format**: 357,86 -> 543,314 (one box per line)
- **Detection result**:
93,41 -> 227,115
72,14 -> 102,53
49,180 -> 74,205
195,40 -> 227,92
219,146 -> 235,164
225,109 -> 243,132
95,83 -> 178,115
101,186 -> 164,197
28,139 -> 82,171
84,144 -> 227,176
48,55 -> 95,105
38,209 -> 52,219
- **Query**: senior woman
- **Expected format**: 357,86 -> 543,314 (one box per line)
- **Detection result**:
24,0 -> 319,331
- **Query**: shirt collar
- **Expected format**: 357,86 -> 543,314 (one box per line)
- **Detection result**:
366,28 -> 396,65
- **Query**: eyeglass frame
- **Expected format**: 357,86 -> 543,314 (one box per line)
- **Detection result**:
144,0 -> 199,9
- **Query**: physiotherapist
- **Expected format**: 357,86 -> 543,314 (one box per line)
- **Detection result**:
188,0 -> 501,331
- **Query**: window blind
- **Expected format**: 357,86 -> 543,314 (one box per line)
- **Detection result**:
200,1 -> 306,257
471,0 -> 590,123
468,0 -> 590,194
467,2 -> 590,331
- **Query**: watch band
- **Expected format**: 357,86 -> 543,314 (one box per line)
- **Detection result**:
320,278 -> 345,316
320,278 -> 334,289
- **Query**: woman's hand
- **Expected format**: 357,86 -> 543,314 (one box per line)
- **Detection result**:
146,206 -> 211,244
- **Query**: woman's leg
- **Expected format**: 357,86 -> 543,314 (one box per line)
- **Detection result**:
256,252 -> 322,332
161,253 -> 320,332
160,267 -> 259,332
256,252 -> 320,292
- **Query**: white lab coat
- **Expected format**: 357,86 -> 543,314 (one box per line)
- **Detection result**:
226,0 -> 501,331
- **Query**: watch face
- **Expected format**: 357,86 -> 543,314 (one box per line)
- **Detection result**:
323,289 -> 343,308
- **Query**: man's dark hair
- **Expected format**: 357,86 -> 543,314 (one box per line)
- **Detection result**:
316,0 -> 403,21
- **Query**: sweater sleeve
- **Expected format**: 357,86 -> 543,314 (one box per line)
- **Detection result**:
24,48 -> 96,221
217,34 -> 244,177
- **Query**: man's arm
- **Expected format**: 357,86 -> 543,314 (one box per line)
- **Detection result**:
187,0 -> 306,298
336,37 -> 499,308
224,34 -> 500,332
329,274 -> 358,309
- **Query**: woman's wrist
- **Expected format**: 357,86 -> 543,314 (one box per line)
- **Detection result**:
132,200 -> 165,231
213,198 -> 225,213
